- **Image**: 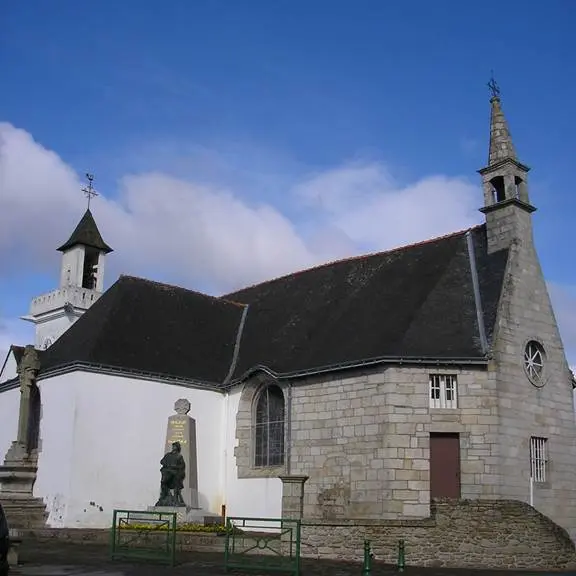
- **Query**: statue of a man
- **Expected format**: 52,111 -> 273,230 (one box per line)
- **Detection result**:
156,442 -> 186,507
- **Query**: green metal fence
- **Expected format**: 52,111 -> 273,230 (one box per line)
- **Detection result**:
110,509 -> 177,566
224,517 -> 301,575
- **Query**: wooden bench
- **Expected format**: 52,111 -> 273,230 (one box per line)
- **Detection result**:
7,529 -> 22,568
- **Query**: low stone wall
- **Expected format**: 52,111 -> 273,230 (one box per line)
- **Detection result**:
301,499 -> 576,569
19,500 -> 576,570
20,527 -> 225,553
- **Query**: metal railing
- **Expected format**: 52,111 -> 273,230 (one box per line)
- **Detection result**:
110,509 -> 177,565
361,539 -> 406,574
224,516 -> 301,575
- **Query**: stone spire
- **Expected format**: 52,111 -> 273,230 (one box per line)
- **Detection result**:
488,92 -> 517,166
479,76 -> 535,254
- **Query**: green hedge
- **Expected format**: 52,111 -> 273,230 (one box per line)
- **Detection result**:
119,522 -> 241,534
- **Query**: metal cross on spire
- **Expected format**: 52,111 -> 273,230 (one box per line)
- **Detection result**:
487,71 -> 501,99
81,173 -> 99,210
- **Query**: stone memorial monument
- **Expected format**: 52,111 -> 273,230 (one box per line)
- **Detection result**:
149,399 -> 220,524
162,398 -> 198,508
0,346 -> 47,527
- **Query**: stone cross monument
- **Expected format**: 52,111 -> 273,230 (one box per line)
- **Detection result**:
0,345 -> 47,527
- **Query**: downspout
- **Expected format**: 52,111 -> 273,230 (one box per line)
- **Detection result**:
221,304 -> 249,514
222,390 -> 229,518
466,231 -> 489,354
286,382 -> 293,475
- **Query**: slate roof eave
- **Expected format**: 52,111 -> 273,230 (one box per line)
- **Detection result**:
224,354 -> 491,388
27,353 -> 492,394
0,376 -> 19,393
36,361 -> 224,391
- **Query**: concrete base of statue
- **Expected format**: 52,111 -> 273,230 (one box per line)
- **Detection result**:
147,505 -> 223,526
0,442 -> 47,528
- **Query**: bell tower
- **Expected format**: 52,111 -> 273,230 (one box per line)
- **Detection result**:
21,174 -> 113,350
478,76 -> 536,254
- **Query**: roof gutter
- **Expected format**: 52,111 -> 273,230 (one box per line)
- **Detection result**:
24,361 -> 223,392
224,354 -> 489,389
0,352 -> 490,396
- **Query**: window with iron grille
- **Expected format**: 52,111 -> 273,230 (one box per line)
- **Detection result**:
530,436 -> 548,483
254,385 -> 285,467
429,374 -> 458,409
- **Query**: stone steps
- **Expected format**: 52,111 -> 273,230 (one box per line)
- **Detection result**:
0,497 -> 47,529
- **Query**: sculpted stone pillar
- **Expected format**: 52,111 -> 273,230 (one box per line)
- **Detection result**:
3,345 -> 41,462
16,346 -> 41,452
0,346 -> 47,527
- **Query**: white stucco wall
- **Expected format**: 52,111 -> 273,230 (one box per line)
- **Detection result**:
35,376 -> 77,525
0,387 -> 20,462
34,314 -> 78,351
35,371 -> 225,528
1,369 -> 284,528
223,387 -> 282,519
60,246 -> 85,288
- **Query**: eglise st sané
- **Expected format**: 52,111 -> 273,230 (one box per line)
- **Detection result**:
1,84 -> 575,566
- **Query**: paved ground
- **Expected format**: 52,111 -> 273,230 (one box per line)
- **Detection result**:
10,541 -> 576,576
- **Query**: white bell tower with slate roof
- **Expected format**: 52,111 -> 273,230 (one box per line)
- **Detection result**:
21,174 -> 113,350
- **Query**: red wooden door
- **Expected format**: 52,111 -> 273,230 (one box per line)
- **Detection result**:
430,433 -> 461,499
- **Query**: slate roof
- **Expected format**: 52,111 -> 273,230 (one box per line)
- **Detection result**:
57,209 -> 113,254
40,277 -> 245,385
224,224 -> 508,380
37,224 -> 509,386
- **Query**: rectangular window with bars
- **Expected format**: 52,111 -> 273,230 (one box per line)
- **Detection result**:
530,436 -> 548,483
429,374 -> 458,409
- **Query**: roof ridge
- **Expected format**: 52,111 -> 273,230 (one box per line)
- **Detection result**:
117,275 -> 247,308
224,224 -> 485,297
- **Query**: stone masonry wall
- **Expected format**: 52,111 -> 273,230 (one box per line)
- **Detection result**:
490,223 -> 576,539
301,499 -> 576,570
288,364 -> 499,520
19,501 -> 576,569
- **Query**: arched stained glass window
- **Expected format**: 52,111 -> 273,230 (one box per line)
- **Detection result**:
254,385 -> 285,467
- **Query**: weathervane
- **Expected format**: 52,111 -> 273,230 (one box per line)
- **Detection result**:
487,71 -> 500,99
81,173 -> 99,209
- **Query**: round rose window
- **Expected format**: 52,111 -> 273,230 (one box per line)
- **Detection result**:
524,340 -> 546,387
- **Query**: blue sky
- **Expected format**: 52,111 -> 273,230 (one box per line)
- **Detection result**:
1,0 -> 575,361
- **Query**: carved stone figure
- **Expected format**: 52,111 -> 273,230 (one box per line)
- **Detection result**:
156,441 -> 186,507
174,398 -> 191,415
18,346 -> 40,395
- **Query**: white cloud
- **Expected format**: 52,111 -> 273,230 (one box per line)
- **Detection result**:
0,122 -> 482,293
0,121 -> 575,366
295,165 -> 480,249
0,315 -> 32,369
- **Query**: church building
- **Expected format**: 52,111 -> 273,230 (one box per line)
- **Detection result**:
1,89 -> 576,544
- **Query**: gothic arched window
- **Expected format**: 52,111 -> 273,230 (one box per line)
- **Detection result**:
254,385 -> 285,467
